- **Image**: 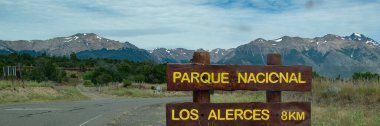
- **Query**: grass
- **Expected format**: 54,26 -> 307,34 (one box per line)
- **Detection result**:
211,78 -> 380,126
0,80 -> 88,103
103,87 -> 189,97
98,83 -> 190,97
312,105 -> 380,126
0,80 -> 53,89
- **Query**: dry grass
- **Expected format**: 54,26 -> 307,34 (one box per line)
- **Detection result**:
93,82 -> 190,97
102,87 -> 190,97
211,78 -> 380,126
0,80 -> 88,103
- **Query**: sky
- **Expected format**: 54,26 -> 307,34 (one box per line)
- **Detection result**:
0,0 -> 379,50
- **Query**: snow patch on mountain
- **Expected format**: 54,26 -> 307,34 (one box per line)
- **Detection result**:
274,38 -> 282,42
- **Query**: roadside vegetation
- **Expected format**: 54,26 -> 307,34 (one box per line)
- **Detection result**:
0,80 -> 87,103
0,53 -> 181,103
83,83 -> 189,97
0,53 -> 165,84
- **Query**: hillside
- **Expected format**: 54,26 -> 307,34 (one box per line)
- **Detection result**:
1,33 -> 379,77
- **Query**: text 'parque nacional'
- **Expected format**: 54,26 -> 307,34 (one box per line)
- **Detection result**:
172,71 -> 306,84
166,64 -> 312,91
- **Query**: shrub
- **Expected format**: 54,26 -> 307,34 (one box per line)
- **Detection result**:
83,71 -> 94,80
30,69 -> 47,82
123,79 -> 132,87
352,72 -> 380,80
133,74 -> 145,83
70,74 -> 78,78
83,80 -> 94,87
95,73 -> 112,85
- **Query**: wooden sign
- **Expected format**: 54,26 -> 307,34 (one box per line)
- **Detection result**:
167,102 -> 311,126
165,53 -> 312,126
166,64 -> 312,91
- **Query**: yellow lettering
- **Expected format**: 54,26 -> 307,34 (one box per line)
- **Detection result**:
200,72 -> 211,84
234,109 -> 244,120
179,109 -> 190,120
172,109 -> 180,120
237,72 -> 247,83
211,73 -> 220,83
256,73 -> 265,83
225,109 -> 234,120
298,72 -> 306,84
279,72 -> 289,83
181,73 -> 190,83
297,112 -> 305,120
269,72 -> 279,83
208,109 -> 217,120
243,110 -> 252,120
173,72 -> 181,83
221,72 -> 229,84
190,109 -> 199,120
190,72 -> 200,83
248,73 -> 257,83
289,73 -> 298,83
217,109 -> 225,120
253,109 -> 261,120
262,109 -> 270,120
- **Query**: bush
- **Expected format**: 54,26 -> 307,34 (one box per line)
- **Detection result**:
83,71 -> 94,80
94,73 -> 112,85
30,69 -> 47,82
123,80 -> 132,87
352,72 -> 380,80
133,74 -> 145,83
70,74 -> 78,78
83,80 -> 94,87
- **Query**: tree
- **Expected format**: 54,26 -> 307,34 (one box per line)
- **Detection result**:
30,69 -> 47,82
70,52 -> 78,62
95,73 -> 113,85
133,74 -> 145,83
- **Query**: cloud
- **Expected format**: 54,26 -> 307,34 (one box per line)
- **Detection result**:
0,0 -> 379,50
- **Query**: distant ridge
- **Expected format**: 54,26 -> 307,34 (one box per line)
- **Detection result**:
1,33 -> 379,78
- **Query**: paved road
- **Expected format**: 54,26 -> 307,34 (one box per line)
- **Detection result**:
0,97 -> 190,126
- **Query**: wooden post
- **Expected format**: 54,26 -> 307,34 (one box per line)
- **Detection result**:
266,54 -> 282,102
192,51 -> 211,103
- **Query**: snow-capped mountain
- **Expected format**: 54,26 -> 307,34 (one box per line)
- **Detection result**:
0,33 -> 379,77
149,48 -> 233,63
149,48 -> 194,63
345,33 -> 379,46
217,33 -> 380,77
0,33 -> 137,56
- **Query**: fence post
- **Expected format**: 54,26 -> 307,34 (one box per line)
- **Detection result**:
266,54 -> 282,102
192,51 -> 210,103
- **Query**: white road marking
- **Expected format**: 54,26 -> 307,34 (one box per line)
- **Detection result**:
4,108 -> 60,111
79,114 -> 103,126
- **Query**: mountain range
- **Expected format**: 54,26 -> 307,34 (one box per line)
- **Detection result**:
1,33 -> 379,78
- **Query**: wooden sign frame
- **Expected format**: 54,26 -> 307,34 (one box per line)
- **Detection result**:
166,52 -> 312,126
